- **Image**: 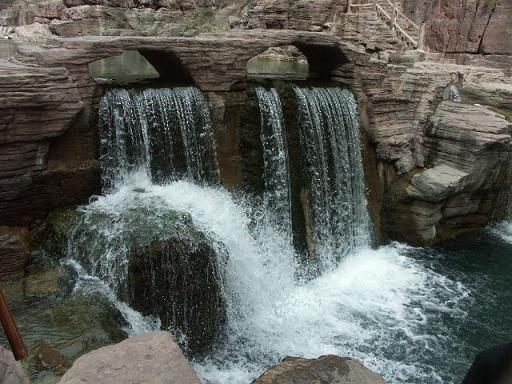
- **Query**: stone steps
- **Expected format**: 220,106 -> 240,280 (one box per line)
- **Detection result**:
348,0 -> 418,48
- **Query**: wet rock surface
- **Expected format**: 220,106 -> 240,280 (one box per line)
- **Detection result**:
59,331 -> 201,384
61,201 -> 227,354
251,355 -> 388,384
0,266 -> 128,383
127,237 -> 225,353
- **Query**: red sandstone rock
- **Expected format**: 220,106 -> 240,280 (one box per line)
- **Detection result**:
0,345 -> 30,384
59,331 -> 201,384
252,355 -> 388,384
401,0 -> 512,56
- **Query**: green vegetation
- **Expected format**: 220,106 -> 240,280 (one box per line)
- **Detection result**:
484,0 -> 500,8
179,7 -> 225,35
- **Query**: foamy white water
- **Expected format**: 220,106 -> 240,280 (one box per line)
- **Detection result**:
69,173 -> 468,384
490,220 -> 512,243
66,259 -> 161,335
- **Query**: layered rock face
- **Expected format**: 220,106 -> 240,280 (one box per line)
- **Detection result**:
401,0 -> 512,56
2,0 -> 250,37
385,102 -> 512,244
245,0 -> 346,32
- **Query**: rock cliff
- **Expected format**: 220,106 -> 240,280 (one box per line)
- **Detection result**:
401,0 -> 512,56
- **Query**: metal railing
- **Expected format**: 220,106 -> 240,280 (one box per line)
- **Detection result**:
346,0 -> 419,49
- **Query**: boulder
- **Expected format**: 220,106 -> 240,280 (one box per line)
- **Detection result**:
66,203 -> 226,353
127,237 -> 225,353
14,22 -> 53,41
0,345 -> 30,384
407,165 -> 468,203
384,101 -> 512,245
59,331 -> 201,384
423,102 -> 511,172
251,355 -> 387,384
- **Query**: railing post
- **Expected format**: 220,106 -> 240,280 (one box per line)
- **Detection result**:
392,0 -> 396,29
347,0 -> 352,13
0,289 -> 27,361
418,22 -> 426,51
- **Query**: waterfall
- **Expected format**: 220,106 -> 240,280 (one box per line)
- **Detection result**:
98,87 -> 218,190
294,86 -> 371,268
449,84 -> 462,102
255,86 -> 292,239
69,87 -> 224,350
63,83 -> 468,384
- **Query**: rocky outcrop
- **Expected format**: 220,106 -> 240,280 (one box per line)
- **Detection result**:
59,331 -> 201,384
127,237 -> 226,353
401,0 -> 512,56
50,202 -> 227,353
0,345 -> 30,384
251,355 -> 387,384
384,102 -> 512,244
3,0 -> 248,37
335,11 -> 405,55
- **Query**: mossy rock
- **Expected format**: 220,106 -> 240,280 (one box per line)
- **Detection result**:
0,265 -> 77,305
3,292 -> 129,383
31,208 -> 82,265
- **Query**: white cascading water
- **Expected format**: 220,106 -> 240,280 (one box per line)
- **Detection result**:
98,87 -> 218,190
449,84 -> 462,102
255,86 -> 293,241
69,85 -> 468,384
294,86 -> 372,269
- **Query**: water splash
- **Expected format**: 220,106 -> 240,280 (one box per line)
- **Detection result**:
255,86 -> 292,240
66,259 -> 161,335
294,87 -> 372,268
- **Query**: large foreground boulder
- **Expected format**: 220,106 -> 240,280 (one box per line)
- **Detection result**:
252,355 -> 388,384
0,345 -> 30,384
59,331 -> 201,384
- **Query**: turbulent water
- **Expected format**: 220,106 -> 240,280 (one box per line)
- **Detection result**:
294,87 -> 371,268
66,85 -> 512,384
255,86 -> 292,240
